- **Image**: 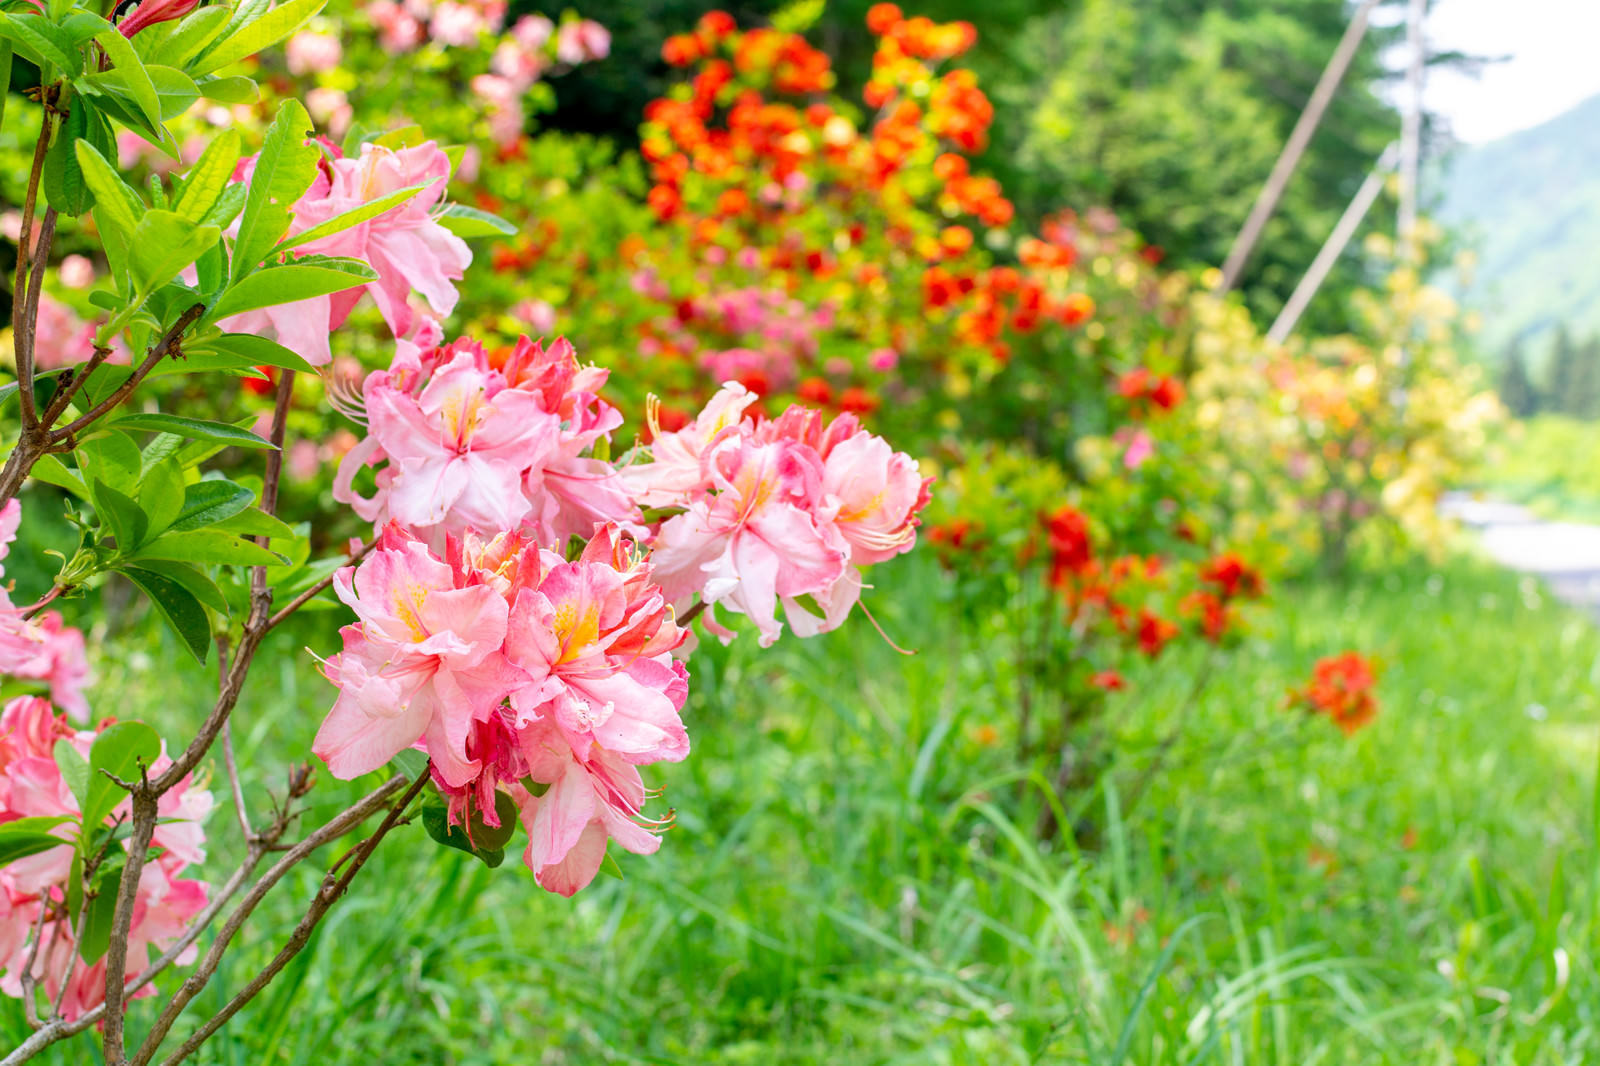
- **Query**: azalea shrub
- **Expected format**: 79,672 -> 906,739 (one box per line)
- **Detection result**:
0,2 -> 931,1062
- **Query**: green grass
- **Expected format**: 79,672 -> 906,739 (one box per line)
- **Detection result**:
5,550 -> 1600,1064
1476,414 -> 1600,520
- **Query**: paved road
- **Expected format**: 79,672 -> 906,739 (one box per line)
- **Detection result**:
1441,492 -> 1600,615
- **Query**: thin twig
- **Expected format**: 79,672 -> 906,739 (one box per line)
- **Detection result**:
216,636 -> 255,843
98,772 -> 157,1063
17,902 -> 50,1030
12,110 -> 55,431
678,600 -> 707,626
129,774 -> 418,1066
263,539 -> 376,632
50,304 -> 206,441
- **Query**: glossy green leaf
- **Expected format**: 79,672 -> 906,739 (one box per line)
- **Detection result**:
78,62 -> 198,122
421,791 -> 519,868
93,480 -> 148,550
0,42 -> 12,130
195,74 -> 256,103
209,258 -> 376,320
0,831 -> 71,869
124,559 -> 227,612
95,29 -> 161,130
132,529 -> 285,566
130,210 -> 221,297
209,507 -> 297,540
84,722 -> 161,832
181,332 -> 314,374
0,12 -> 78,73
145,4 -> 229,68
75,139 -> 145,240
138,459 -> 186,540
435,203 -> 516,238
111,413 -> 272,449
168,479 -> 255,532
172,128 -> 240,223
189,0 -> 325,76
54,740 -> 89,812
43,95 -> 94,216
270,182 -> 431,256
229,98 -> 318,279
119,567 -> 210,663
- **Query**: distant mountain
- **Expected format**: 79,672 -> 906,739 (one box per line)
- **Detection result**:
1434,92 -> 1600,364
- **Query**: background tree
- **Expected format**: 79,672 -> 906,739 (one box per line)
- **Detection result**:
1545,325 -> 1578,415
1498,339 -> 1539,417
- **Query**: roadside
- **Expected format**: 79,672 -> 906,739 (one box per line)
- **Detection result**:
1442,491 -> 1600,616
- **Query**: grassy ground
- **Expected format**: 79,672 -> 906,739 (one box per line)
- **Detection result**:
5,547 -> 1600,1064
1477,414 -> 1600,520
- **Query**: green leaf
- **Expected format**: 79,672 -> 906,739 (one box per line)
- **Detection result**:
0,12 -> 79,73
210,258 -> 376,320
190,0 -> 325,76
145,4 -> 230,68
435,203 -> 516,239
228,98 -> 318,279
195,75 -> 256,103
111,413 -> 273,449
420,791 -> 518,868
121,559 -> 226,612
598,851 -> 625,882
181,332 -> 314,374
75,139 -> 145,241
43,95 -> 94,217
132,529 -> 285,566
169,479 -> 254,532
93,480 -> 148,550
78,62 -> 198,122
77,430 -> 143,495
130,210 -> 221,297
388,748 -> 429,782
54,740 -> 89,813
171,128 -> 240,223
0,831 -> 71,869
95,29 -> 161,130
0,42 -> 12,131
119,567 -> 210,663
0,368 -> 70,411
271,182 -> 432,256
84,722 -> 161,835
138,460 -> 186,540
30,454 -> 89,498
209,506 -> 296,540
197,180 -> 247,231
77,860 -> 125,962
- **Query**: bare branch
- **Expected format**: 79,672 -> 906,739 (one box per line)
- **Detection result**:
12,109 -> 56,431
50,303 -> 207,441
130,774 -> 417,1066
17,902 -> 50,1030
264,538 -> 376,632
98,783 -> 157,1063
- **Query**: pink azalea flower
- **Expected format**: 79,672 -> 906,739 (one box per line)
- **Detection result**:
313,528 -> 521,787
0,502 -> 92,720
621,382 -> 759,509
0,713 -> 210,1021
649,434 -> 849,647
219,141 -> 471,366
286,29 -> 343,75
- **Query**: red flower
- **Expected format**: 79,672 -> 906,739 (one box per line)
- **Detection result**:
1289,652 -> 1379,735
1198,552 -> 1264,601
1135,610 -> 1178,658
1089,670 -> 1125,692
1044,505 -> 1092,587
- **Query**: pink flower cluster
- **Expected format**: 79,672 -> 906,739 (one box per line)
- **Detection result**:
0,502 -> 90,721
471,16 -> 611,146
628,383 -> 931,646
219,140 -> 471,367
319,333 -> 927,892
333,335 -> 637,550
313,524 -> 686,896
0,698 -> 211,1021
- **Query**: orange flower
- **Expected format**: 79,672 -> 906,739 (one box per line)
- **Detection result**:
1289,652 -> 1380,735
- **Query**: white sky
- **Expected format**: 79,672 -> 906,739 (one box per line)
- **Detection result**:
1416,0 -> 1600,144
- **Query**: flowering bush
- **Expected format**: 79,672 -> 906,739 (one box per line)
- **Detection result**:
0,4 -> 930,1061
1288,652 -> 1381,736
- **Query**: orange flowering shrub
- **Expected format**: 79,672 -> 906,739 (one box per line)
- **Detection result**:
1289,653 -> 1381,736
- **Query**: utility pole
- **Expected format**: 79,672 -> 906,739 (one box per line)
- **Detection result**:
1268,144 -> 1399,344
1215,0 -> 1381,296
1398,0 -> 1426,243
